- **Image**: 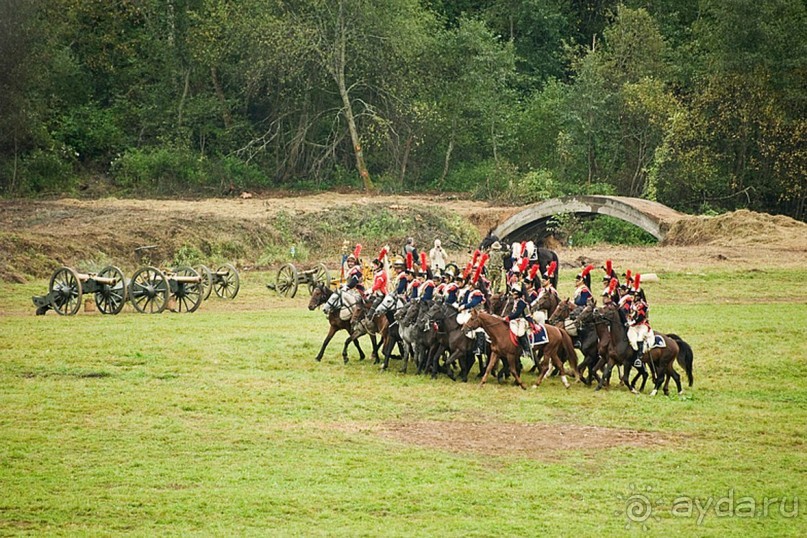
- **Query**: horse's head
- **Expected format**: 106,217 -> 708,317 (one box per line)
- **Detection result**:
308,284 -> 331,311
426,300 -> 444,321
460,309 -> 482,332
577,301 -> 596,325
595,302 -> 619,324
548,298 -> 572,324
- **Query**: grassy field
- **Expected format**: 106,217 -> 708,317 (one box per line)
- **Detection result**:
1,268 -> 805,536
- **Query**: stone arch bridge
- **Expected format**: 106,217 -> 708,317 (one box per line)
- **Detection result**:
492,195 -> 685,244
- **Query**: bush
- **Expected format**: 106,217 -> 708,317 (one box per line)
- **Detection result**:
110,147 -> 207,193
17,149 -> 77,194
549,214 -> 656,246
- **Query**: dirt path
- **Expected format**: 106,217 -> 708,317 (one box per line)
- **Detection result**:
1,193 -> 805,282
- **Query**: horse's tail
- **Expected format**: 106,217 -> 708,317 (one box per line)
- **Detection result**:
667,334 -> 694,387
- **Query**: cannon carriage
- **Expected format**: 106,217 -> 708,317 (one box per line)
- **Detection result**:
267,262 -> 331,298
33,266 -> 128,316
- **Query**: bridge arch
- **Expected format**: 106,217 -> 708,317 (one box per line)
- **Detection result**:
492,195 -> 684,244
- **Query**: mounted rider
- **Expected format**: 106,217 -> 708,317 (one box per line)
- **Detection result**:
459,254 -> 489,358
504,282 -> 538,366
601,277 -> 619,305
418,252 -> 435,303
627,274 -> 653,368
344,244 -> 365,294
573,264 -> 594,307
533,261 -> 558,323
364,246 -> 393,321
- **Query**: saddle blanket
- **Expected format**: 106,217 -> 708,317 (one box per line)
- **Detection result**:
652,334 -> 666,348
508,323 -> 549,347
530,324 -> 549,346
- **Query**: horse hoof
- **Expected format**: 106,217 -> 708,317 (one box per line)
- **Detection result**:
650,390 -> 658,396
631,388 -> 639,395
678,390 -> 684,396
315,356 -> 322,362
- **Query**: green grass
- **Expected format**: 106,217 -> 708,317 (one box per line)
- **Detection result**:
0,269 -> 805,536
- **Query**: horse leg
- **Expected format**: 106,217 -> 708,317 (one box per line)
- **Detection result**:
381,334 -> 395,370
315,326 -> 338,362
369,333 -> 379,363
479,351 -> 500,387
400,342 -> 411,373
649,356 -> 668,396
549,347 -> 570,389
505,354 -> 527,390
349,332 -> 366,363
596,359 -> 615,391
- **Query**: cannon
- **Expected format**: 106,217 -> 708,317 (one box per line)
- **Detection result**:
267,262 -> 331,298
33,266 -> 127,315
128,266 -> 205,314
194,263 -> 240,300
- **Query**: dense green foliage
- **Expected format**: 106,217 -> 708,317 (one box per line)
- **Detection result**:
0,269 -> 805,535
1,1 -> 804,219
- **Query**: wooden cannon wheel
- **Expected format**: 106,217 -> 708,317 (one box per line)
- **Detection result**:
212,263 -> 240,299
129,266 -> 169,314
48,266 -> 83,316
94,265 -> 127,315
171,266 -> 204,313
276,263 -> 298,298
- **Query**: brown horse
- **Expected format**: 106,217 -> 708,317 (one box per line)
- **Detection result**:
462,309 -> 580,390
308,284 -> 379,363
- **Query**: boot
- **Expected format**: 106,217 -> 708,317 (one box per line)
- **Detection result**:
633,343 -> 644,368
518,334 -> 532,357
476,332 -> 486,355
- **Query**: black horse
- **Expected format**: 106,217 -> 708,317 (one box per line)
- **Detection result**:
480,231 -> 559,288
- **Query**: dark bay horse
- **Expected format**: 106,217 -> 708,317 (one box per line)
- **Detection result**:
596,303 -> 693,395
308,284 -> 379,364
426,301 -> 481,381
462,309 -> 579,390
547,299 -> 599,386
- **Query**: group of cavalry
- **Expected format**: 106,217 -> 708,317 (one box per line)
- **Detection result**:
308,237 -> 694,396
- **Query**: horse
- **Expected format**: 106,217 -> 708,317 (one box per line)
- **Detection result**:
426,301 -> 485,382
395,301 -> 433,373
534,289 -> 560,324
595,303 -> 693,395
350,295 -> 393,364
462,309 -> 580,390
547,299 -> 599,386
308,284 -> 378,364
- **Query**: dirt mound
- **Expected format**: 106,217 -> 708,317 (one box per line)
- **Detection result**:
336,421 -> 669,461
663,209 -> 807,249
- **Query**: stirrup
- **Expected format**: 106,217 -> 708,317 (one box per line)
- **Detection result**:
633,358 -> 643,368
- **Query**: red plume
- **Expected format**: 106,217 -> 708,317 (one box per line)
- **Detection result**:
462,262 -> 473,279
608,278 -> 617,295
625,269 -> 632,283
546,261 -> 557,278
471,258 -> 486,284
528,264 -> 540,281
518,257 -> 529,273
581,264 -> 595,278
520,241 -> 527,257
406,251 -> 413,271
353,243 -> 362,260
420,252 -> 428,272
377,246 -> 388,261
479,253 -> 489,269
634,273 -> 641,291
471,249 -> 480,267
605,259 -> 612,275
